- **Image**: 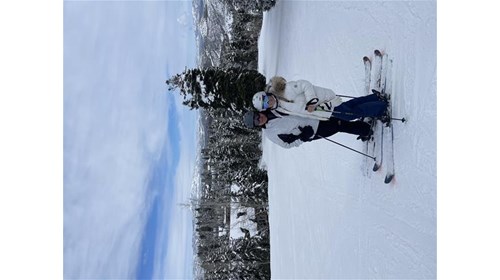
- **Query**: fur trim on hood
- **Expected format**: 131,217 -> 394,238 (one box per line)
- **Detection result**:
269,76 -> 287,93
266,76 -> 292,102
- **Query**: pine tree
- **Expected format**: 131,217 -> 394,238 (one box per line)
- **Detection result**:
166,67 -> 266,113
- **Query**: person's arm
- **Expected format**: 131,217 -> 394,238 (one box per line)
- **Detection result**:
273,126 -> 314,148
265,130 -> 303,149
299,80 -> 344,110
295,80 -> 320,112
278,126 -> 314,142
263,116 -> 316,149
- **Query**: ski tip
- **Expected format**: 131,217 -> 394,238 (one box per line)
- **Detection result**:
384,174 -> 394,184
363,56 -> 370,62
372,163 -> 381,172
374,49 -> 382,56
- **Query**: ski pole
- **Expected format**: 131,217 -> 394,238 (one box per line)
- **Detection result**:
330,111 -> 406,123
317,107 -> 407,123
337,94 -> 356,99
317,135 -> 376,161
389,117 -> 406,122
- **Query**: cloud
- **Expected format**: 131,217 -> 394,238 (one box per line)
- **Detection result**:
63,70 -> 170,278
64,1 -> 198,278
177,13 -> 189,27
152,103 -> 197,279
64,2 -> 171,278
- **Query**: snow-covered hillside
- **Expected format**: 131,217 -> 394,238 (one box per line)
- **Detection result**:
258,1 -> 436,279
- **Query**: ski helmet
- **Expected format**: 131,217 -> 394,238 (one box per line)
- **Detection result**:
252,91 -> 270,111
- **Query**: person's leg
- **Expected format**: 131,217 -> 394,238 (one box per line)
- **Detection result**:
331,94 -> 380,120
330,103 -> 360,121
332,94 -> 387,120
336,119 -> 372,136
314,118 -> 371,139
313,119 -> 341,139
356,101 -> 387,118
341,93 -> 379,106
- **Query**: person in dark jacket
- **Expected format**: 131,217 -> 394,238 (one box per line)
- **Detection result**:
243,110 -> 372,149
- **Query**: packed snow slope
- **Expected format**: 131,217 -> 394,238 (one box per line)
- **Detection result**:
258,1 -> 436,279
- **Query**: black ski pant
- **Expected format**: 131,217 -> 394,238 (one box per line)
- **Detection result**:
313,118 -> 371,139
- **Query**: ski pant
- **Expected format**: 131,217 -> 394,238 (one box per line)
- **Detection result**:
313,118 -> 371,139
330,93 -> 387,121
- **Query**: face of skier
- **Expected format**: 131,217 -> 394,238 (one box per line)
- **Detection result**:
254,112 -> 268,127
268,95 -> 277,109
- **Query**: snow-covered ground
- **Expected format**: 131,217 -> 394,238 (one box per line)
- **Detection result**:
258,1 -> 436,279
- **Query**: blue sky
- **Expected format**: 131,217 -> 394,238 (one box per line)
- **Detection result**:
63,1 -> 198,279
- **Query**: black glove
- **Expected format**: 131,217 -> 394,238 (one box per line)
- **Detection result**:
278,133 -> 299,144
298,126 -> 314,141
278,126 -> 314,144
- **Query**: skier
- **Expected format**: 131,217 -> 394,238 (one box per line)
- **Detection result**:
242,110 -> 372,149
254,76 -> 388,122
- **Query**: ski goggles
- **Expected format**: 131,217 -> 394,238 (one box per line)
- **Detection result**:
261,95 -> 270,110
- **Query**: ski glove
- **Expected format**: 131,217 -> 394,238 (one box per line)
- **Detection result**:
298,125 -> 314,141
278,133 -> 299,144
278,125 -> 314,144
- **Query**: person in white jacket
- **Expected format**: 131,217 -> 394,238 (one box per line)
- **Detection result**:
243,110 -> 372,149
254,76 -> 388,122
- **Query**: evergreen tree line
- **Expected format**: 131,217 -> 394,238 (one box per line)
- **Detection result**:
192,108 -> 270,279
220,0 -> 276,70
167,72 -> 270,278
168,2 -> 276,278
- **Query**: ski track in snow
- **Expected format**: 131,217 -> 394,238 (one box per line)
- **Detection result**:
258,1 -> 436,279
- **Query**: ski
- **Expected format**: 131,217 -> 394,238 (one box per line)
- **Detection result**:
363,56 -> 371,94
371,50 -> 383,90
376,54 -> 399,184
384,124 -> 395,183
362,56 -> 375,176
363,117 -> 377,177
382,104 -> 395,183
371,50 -> 384,172
382,58 -> 396,184
372,120 -> 383,171
373,50 -> 383,89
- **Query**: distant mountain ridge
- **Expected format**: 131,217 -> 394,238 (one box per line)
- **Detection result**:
191,0 -> 274,69
192,0 -> 234,68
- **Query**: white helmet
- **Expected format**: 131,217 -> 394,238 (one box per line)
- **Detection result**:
252,91 -> 269,111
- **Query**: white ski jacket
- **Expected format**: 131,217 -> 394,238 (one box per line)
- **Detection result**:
263,111 -> 320,149
269,78 -> 343,121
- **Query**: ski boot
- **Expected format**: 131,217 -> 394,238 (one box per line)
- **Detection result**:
357,128 -> 374,142
372,89 -> 389,103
